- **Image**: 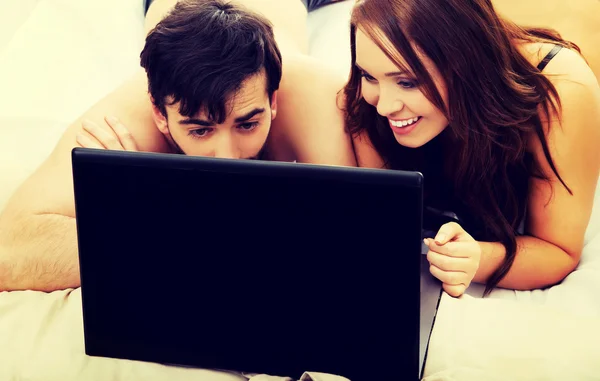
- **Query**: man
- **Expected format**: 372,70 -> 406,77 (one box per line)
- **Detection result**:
0,0 -> 356,292
79,0 -> 281,160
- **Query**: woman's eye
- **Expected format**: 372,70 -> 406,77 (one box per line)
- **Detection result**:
397,80 -> 417,89
360,71 -> 376,82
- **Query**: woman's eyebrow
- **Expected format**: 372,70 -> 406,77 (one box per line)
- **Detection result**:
355,63 -> 407,77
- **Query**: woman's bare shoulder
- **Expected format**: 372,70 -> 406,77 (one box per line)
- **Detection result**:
526,44 -> 600,166
542,45 -> 598,86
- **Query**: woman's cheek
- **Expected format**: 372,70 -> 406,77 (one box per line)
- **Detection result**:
360,82 -> 378,107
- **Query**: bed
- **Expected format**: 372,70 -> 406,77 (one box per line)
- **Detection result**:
1,1 -> 600,380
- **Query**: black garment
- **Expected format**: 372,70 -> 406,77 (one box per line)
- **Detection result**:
537,44 -> 563,72
422,44 -> 565,238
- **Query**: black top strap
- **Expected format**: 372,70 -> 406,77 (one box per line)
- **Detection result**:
537,44 -> 563,72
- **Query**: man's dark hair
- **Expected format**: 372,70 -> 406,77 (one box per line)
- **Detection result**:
140,0 -> 283,123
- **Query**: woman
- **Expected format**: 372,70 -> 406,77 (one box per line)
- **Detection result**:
344,0 -> 600,297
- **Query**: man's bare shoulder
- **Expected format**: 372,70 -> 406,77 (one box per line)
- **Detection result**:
71,71 -> 170,154
0,71 -> 171,219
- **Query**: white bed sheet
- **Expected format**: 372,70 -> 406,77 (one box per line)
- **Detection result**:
0,0 -> 145,124
0,0 -> 145,211
0,0 -> 40,55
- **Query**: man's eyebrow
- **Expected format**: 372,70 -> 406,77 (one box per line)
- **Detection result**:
179,108 -> 265,126
234,108 -> 265,123
355,63 -> 407,77
179,118 -> 214,126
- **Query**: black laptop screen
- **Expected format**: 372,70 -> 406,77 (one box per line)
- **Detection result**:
74,152 -> 423,381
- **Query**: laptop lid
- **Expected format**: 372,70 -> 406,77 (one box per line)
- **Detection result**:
72,148 -> 424,381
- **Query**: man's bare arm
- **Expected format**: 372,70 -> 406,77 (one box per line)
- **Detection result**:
0,74 -> 166,292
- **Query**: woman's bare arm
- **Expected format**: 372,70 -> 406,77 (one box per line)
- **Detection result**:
474,48 -> 600,289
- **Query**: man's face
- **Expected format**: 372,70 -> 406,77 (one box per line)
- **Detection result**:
156,71 -> 277,159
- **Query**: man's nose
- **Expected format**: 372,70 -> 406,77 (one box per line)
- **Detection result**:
214,136 -> 238,159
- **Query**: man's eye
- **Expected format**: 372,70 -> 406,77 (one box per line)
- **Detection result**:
238,122 -> 258,131
189,128 -> 212,138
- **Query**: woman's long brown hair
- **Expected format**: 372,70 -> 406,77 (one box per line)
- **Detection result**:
344,0 -> 582,295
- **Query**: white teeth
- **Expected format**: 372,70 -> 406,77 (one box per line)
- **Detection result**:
390,117 -> 420,128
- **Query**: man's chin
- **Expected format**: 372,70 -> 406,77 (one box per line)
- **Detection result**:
245,143 -> 268,160
169,136 -> 268,160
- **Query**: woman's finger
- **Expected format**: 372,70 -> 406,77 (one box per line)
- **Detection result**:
434,221 -> 464,245
442,283 -> 466,298
104,116 -> 138,151
82,119 -> 124,150
429,263 -> 468,286
424,240 -> 473,258
427,249 -> 473,272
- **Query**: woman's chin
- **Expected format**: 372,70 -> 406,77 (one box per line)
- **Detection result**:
393,126 -> 447,149
393,134 -> 429,149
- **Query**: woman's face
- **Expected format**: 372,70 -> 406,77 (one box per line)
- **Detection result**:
354,27 -> 449,148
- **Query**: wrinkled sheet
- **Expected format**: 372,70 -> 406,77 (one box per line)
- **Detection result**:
2,286 -> 600,381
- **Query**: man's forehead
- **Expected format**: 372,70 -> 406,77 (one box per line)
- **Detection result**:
167,71 -> 270,120
198,91 -> 268,121
230,71 -> 270,105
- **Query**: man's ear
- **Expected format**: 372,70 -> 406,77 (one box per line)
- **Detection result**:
150,99 -> 169,134
270,90 -> 278,120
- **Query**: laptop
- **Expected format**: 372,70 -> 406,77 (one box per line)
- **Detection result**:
72,148 -> 442,381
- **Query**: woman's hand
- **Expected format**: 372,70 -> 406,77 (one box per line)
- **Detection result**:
424,222 -> 482,297
76,116 -> 138,151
